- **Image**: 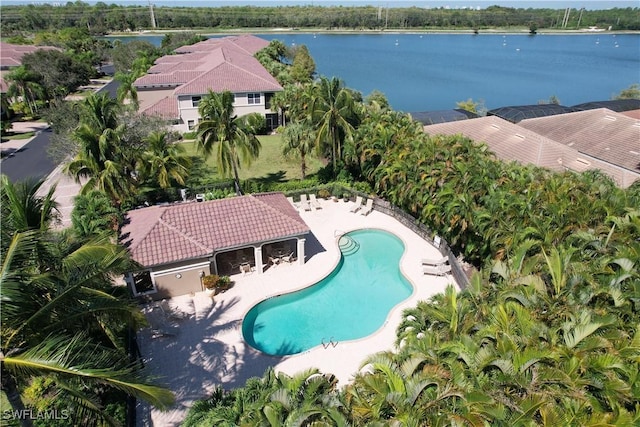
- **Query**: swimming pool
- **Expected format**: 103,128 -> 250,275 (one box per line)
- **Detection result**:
242,229 -> 413,356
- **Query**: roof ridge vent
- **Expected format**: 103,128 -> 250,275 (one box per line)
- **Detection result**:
604,115 -> 617,121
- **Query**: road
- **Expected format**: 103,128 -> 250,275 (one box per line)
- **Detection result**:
1,79 -> 120,184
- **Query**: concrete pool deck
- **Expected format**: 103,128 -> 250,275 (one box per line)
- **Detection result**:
136,197 -> 460,426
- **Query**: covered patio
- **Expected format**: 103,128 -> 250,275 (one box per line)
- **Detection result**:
120,193 -> 310,300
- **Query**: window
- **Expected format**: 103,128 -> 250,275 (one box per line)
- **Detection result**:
128,271 -> 156,296
191,96 -> 201,107
247,93 -> 261,104
187,120 -> 195,130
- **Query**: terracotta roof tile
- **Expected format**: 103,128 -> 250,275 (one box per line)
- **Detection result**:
174,60 -> 282,95
0,42 -> 60,68
120,193 -> 309,267
135,70 -> 203,87
140,96 -> 179,120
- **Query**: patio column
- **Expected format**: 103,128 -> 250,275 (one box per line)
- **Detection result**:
254,246 -> 263,274
297,237 -> 306,266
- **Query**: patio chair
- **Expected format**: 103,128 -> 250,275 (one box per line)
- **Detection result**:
281,252 -> 295,264
240,263 -> 253,275
359,199 -> 374,216
299,194 -> 312,211
421,256 -> 449,267
349,196 -> 363,213
423,263 -> 452,276
309,194 -> 322,210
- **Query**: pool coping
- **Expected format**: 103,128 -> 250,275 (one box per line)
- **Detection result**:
240,226 -> 420,357
136,198 -> 460,426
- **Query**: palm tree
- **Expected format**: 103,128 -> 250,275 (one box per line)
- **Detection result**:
65,93 -> 137,204
310,77 -> 357,175
196,90 -> 261,195
281,121 -> 316,179
5,65 -> 46,117
1,232 -> 174,426
71,189 -> 121,239
115,71 -> 140,110
139,130 -> 191,189
1,181 -> 174,425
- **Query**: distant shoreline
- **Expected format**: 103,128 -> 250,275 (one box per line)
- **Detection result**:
107,27 -> 640,37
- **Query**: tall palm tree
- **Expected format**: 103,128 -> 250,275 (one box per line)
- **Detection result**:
65,93 -> 136,204
5,65 -> 46,117
310,77 -> 357,175
196,90 -> 261,195
281,121 -> 316,179
115,71 -> 140,110
139,130 -> 191,189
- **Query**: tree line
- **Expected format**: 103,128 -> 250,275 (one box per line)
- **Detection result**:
1,3 -> 638,34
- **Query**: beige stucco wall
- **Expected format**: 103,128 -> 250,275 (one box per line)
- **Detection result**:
150,259 -> 211,300
174,91 -> 278,132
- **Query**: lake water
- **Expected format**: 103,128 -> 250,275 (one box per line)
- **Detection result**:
110,33 -> 640,112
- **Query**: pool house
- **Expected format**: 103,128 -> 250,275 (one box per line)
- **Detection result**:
120,192 -> 310,300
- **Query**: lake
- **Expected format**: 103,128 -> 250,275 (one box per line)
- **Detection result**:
108,33 -> 640,112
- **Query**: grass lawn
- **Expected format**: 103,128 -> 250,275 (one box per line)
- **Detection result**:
181,134 -> 325,182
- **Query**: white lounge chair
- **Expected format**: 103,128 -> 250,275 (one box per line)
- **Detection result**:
359,199 -> 374,216
349,196 -> 363,213
309,194 -> 322,210
423,263 -> 452,276
299,194 -> 312,211
421,256 -> 449,266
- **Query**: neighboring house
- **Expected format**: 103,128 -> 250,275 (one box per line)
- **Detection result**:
0,42 -> 60,70
135,34 -> 283,133
120,192 -> 310,300
424,110 -> 640,188
518,108 -> 640,188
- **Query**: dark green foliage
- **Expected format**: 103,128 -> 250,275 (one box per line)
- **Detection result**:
1,4 -> 638,32
21,49 -> 93,99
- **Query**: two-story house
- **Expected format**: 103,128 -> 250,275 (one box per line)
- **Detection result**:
135,34 -> 283,132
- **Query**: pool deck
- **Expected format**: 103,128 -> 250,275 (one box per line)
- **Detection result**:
136,198 -> 459,426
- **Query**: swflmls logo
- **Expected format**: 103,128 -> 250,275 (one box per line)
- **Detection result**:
2,409 -> 70,420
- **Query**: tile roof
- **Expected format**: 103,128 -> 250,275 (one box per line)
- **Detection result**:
0,42 -> 60,68
424,116 -> 575,172
120,193 -> 310,267
174,60 -> 282,95
174,35 -> 269,56
133,35 -> 282,94
135,71 -> 203,87
518,109 -> 640,173
140,96 -> 179,120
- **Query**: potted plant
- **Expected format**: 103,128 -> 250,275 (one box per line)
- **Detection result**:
202,274 -> 232,294
342,192 -> 350,202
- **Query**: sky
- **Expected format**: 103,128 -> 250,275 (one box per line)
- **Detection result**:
2,0 -> 638,10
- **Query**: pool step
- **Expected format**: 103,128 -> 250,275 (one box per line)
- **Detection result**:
338,235 -> 360,255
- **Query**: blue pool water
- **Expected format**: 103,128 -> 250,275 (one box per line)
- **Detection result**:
242,229 -> 413,356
